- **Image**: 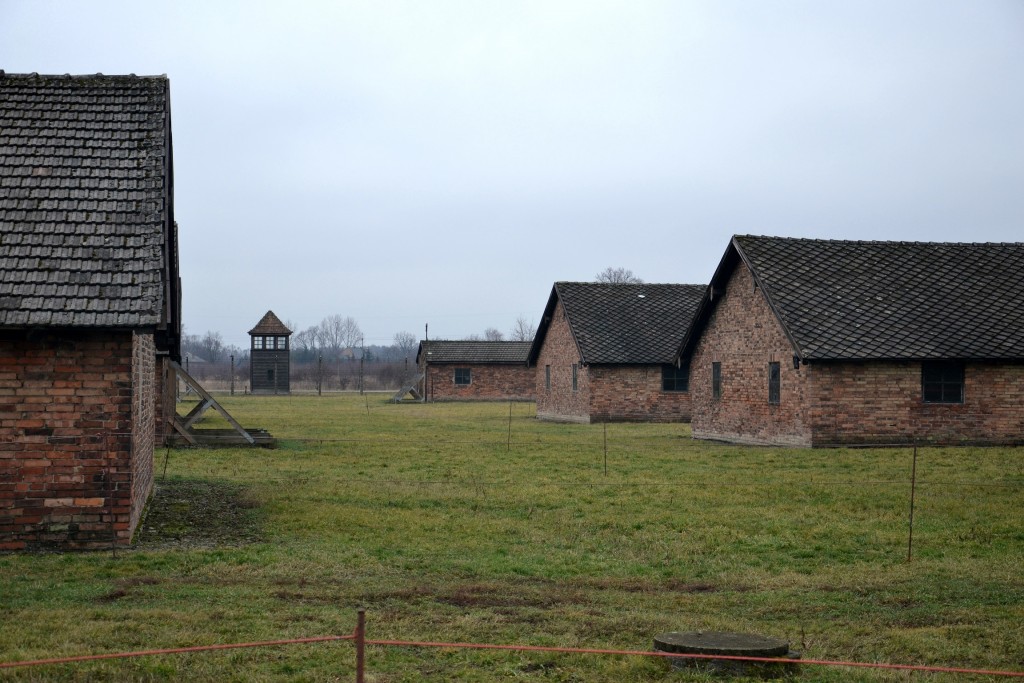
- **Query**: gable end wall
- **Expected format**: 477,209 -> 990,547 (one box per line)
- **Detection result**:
535,301 -> 590,422
689,263 -> 811,445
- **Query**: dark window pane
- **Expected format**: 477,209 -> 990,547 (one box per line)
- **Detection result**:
768,362 -> 781,405
712,362 -> 722,400
922,362 -> 963,404
661,364 -> 689,392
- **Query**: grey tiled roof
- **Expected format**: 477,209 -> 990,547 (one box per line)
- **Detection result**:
532,282 -> 706,365
417,340 -> 531,365
249,310 -> 292,335
731,235 -> 1024,360
0,72 -> 172,328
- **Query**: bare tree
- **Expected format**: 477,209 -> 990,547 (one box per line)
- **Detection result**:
339,316 -> 363,350
393,331 -> 418,359
200,331 -> 225,363
509,315 -> 536,341
319,315 -> 362,359
292,326 -> 319,361
595,266 -> 643,284
318,316 -> 343,358
484,327 -> 504,341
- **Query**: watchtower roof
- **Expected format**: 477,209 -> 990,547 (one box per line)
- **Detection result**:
248,310 -> 291,336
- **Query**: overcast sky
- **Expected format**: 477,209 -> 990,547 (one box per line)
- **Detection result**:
3,1 -> 1023,348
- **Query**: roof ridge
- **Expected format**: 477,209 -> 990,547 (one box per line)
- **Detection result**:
0,71 -> 168,80
735,234 -> 1023,247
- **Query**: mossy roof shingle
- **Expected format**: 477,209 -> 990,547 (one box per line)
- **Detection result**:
417,340 -> 531,365
0,72 -> 173,328
682,235 -> 1024,361
530,282 -> 706,365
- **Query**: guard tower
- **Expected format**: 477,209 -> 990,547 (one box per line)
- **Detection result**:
248,311 -> 292,394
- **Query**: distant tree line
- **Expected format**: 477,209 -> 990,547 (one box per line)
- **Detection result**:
179,313 -> 536,392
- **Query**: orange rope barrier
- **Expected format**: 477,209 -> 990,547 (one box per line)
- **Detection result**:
3,626 -> 1023,678
363,638 -> 1024,678
0,634 -> 354,669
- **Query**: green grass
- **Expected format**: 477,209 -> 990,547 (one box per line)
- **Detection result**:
1,394 -> 1022,681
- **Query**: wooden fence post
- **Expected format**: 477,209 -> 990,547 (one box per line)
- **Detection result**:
355,608 -> 366,683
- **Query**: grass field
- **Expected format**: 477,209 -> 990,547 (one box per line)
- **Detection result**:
1,394 -> 1022,681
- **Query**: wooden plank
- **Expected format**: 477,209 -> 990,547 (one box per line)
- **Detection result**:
170,361 -> 255,445
181,398 -> 214,429
169,413 -> 199,446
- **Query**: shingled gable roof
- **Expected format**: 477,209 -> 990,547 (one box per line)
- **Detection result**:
416,340 -> 531,365
248,310 -> 292,336
0,72 -> 178,333
528,282 -> 707,366
677,235 -> 1024,362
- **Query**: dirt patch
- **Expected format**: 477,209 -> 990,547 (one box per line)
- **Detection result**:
135,477 -> 263,549
580,576 -> 720,594
97,576 -> 164,603
437,581 -> 584,609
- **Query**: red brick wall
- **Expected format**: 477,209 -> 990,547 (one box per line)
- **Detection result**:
589,365 -> 692,422
689,263 -> 812,445
808,361 -> 1024,445
535,301 -> 590,422
0,330 -> 154,550
424,363 -> 534,401
155,356 -> 175,443
130,332 -> 156,536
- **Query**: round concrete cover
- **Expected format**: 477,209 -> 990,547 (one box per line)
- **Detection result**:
653,631 -> 790,658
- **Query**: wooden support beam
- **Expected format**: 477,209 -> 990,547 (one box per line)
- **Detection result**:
170,361 -> 255,445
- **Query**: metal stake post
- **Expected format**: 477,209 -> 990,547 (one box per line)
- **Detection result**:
907,444 -> 918,562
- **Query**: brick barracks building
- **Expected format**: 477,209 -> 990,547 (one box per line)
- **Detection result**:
0,73 -> 181,549
679,235 -> 1024,446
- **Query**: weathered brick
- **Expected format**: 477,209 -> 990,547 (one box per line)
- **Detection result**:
690,259 -> 1024,446
534,300 -> 690,423
0,330 -> 158,549
422,362 -> 534,402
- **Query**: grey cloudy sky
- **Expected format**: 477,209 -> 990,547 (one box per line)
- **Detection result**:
3,1 -> 1023,348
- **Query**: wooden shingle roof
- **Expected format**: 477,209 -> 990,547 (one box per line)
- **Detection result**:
416,340 -> 531,365
248,310 -> 292,335
0,72 -> 175,329
680,235 -> 1024,362
530,282 -> 706,365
